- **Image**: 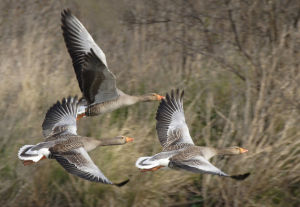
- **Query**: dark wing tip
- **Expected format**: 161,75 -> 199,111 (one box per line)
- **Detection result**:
230,172 -> 250,181
114,179 -> 130,187
166,88 -> 183,102
175,88 -> 179,97
61,9 -> 74,29
42,96 -> 79,128
61,8 -> 72,18
155,88 -> 184,121
165,92 -> 171,103
59,96 -> 79,107
180,89 -> 184,101
170,89 -> 175,99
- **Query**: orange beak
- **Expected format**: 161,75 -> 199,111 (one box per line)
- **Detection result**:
155,94 -> 165,101
125,137 -> 134,143
239,148 -> 248,153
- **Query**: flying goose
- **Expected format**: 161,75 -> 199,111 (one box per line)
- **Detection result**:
136,89 -> 250,180
61,9 -> 164,119
18,96 -> 133,186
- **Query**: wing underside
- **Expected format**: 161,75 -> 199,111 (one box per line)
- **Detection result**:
156,89 -> 194,149
42,96 -> 78,138
61,9 -> 119,104
51,147 -> 113,184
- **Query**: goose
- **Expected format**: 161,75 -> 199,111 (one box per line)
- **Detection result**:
136,89 -> 250,180
18,96 -> 133,186
61,9 -> 164,119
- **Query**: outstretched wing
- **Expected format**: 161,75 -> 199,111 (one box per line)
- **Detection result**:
170,155 -> 229,177
51,147 -> 113,184
156,89 -> 194,149
81,49 -> 119,104
42,96 -> 78,138
61,9 -> 118,104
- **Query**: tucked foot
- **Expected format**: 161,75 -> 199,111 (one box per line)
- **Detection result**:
140,166 -> 164,172
23,160 -> 34,166
40,155 -> 47,160
22,156 -> 47,166
76,113 -> 86,120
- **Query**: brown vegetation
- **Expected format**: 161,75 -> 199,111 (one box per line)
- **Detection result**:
0,0 -> 299,206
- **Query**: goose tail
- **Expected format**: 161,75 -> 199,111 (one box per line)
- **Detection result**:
18,145 -> 45,163
135,156 -> 159,169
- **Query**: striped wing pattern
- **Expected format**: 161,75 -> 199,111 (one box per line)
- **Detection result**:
156,89 -> 194,149
42,96 -> 78,138
170,155 -> 228,177
61,9 -> 118,104
81,49 -> 119,104
52,147 -> 113,184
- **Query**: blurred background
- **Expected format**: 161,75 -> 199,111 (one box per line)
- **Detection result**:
0,0 -> 299,206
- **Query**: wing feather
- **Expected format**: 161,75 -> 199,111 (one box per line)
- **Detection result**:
51,147 -> 113,184
170,155 -> 228,177
42,96 -> 78,138
81,49 -> 119,104
61,9 -> 119,104
156,89 -> 194,148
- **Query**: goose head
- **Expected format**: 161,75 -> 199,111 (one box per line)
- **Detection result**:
114,136 -> 134,144
227,146 -> 248,154
141,93 -> 165,102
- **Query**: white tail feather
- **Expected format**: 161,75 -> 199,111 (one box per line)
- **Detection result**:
135,156 -> 160,169
18,145 -> 49,162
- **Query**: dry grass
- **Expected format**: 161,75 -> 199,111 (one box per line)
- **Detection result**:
0,0 -> 299,206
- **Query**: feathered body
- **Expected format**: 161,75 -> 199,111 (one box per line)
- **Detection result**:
61,9 -> 163,119
18,96 -> 132,186
136,89 -> 249,180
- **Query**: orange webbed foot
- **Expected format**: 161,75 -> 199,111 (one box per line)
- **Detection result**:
140,166 -> 164,172
23,160 -> 34,166
76,113 -> 86,120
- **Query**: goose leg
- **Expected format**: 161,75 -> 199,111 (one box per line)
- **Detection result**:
140,166 -> 164,172
40,155 -> 47,160
23,160 -> 34,166
76,113 -> 85,120
22,156 -> 47,166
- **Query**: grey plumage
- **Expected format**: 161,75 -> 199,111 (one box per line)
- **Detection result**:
61,9 -> 108,91
52,147 -> 112,184
61,9 -> 119,104
42,96 -> 78,137
19,96 -> 129,186
61,9 -> 163,118
136,89 -> 250,180
156,89 -> 194,149
81,49 -> 119,104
